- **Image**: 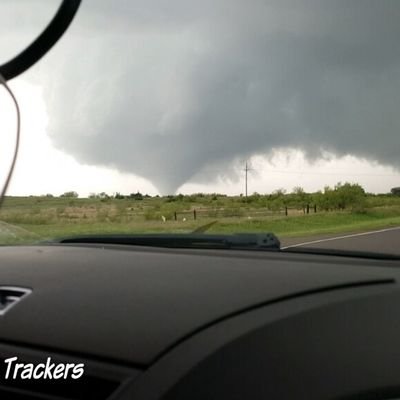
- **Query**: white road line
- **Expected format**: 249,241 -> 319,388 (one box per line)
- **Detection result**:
281,226 -> 400,250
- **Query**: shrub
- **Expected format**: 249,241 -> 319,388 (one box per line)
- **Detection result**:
60,191 -> 78,198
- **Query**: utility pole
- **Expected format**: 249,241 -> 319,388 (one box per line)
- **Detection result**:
245,162 -> 248,197
244,162 -> 253,197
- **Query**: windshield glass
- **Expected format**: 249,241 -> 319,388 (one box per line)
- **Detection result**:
1,0 -> 400,256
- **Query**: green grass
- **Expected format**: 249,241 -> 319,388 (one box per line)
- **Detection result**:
1,196 -> 400,245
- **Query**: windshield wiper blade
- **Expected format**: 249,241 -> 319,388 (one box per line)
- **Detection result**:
55,233 -> 280,250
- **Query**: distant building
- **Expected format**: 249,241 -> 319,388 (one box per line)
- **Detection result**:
391,187 -> 400,195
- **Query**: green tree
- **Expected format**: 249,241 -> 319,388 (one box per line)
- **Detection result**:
60,191 -> 78,198
129,192 -> 143,200
319,183 -> 365,211
335,182 -> 366,211
291,186 -> 309,209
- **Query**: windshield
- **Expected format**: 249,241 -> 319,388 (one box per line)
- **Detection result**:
1,0 -> 400,256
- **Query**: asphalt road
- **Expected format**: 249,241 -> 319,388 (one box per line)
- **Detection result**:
280,227 -> 400,255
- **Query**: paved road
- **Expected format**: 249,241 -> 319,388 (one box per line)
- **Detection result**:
280,226 -> 400,255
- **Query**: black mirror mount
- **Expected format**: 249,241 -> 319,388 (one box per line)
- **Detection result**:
0,0 -> 81,81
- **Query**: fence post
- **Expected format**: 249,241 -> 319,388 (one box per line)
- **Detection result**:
285,207 -> 288,216
306,204 -> 310,214
314,204 -> 317,213
174,212 -> 177,221
193,209 -> 197,220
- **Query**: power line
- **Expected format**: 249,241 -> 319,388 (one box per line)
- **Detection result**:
203,166 -> 400,178
254,169 -> 400,177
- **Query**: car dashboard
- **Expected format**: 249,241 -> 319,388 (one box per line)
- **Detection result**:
0,244 -> 399,400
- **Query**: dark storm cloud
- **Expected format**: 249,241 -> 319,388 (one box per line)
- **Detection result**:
5,0 -> 400,193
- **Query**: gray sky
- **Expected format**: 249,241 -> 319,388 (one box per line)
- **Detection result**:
1,0 -> 400,195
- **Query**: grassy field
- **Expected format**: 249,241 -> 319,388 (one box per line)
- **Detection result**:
0,194 -> 400,245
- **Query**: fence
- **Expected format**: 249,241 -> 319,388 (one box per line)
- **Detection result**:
167,204 -> 318,221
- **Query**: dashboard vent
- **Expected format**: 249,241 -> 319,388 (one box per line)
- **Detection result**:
0,287 -> 31,316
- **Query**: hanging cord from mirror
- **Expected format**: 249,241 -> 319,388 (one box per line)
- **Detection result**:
0,74 -> 20,210
0,1 -> 81,210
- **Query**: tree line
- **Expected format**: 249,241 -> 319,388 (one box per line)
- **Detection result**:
52,182 -> 399,213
